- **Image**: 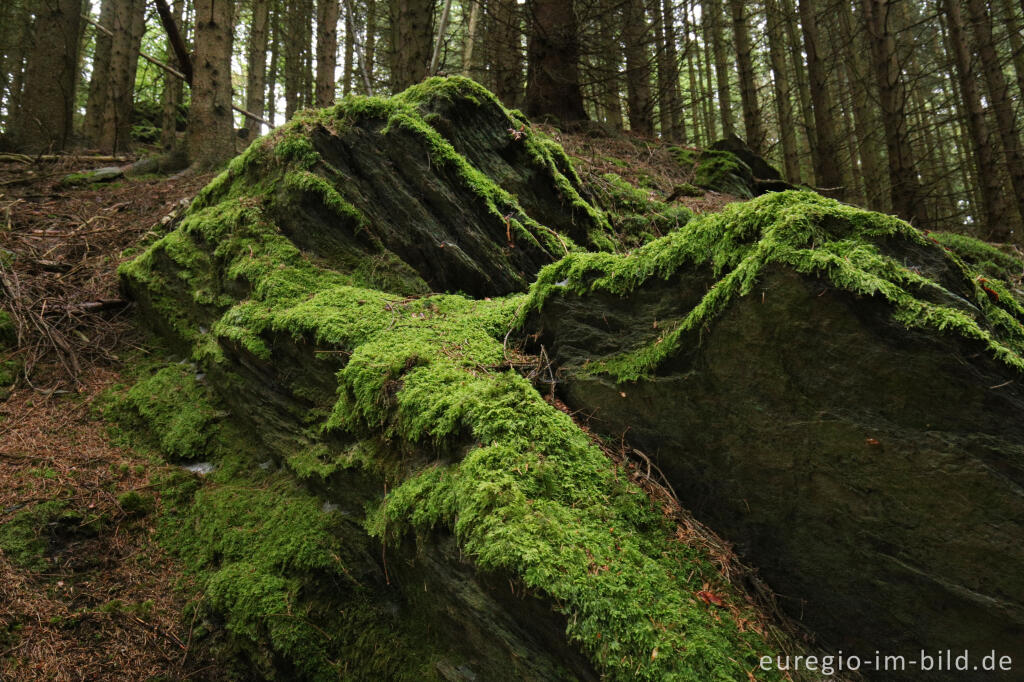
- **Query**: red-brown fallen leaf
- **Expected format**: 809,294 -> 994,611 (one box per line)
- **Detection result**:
866,437 -> 880,446
696,590 -> 725,607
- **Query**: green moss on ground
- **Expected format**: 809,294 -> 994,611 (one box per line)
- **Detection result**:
0,501 -> 92,571
670,146 -> 754,198
525,190 -> 1024,382
0,310 -> 22,398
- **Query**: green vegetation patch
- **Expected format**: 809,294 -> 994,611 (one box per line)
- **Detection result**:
525,190 -> 1024,382
931,231 -> 1024,282
0,501 -> 92,571
671,146 -> 754,198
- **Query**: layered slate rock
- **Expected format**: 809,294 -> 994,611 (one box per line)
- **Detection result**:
527,190 -> 1024,667
120,78 -> 799,681
673,136 -> 794,198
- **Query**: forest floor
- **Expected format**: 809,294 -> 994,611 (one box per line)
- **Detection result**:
0,133 -> 740,680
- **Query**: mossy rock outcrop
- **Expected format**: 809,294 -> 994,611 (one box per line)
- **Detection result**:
673,136 -> 794,198
120,78 -> 803,680
527,191 -> 1024,669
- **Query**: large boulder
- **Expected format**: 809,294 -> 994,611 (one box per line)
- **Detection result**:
120,78 -> 803,681
527,190 -> 1024,670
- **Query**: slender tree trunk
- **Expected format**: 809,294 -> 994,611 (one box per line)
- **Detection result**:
12,0 -> 82,152
700,10 -> 717,141
342,0 -> 354,94
389,0 -> 435,91
462,0 -> 482,76
84,0 -> 115,145
966,0 -> 1024,236
525,0 -> 587,121
0,0 -> 30,132
189,0 -> 235,168
861,0 -> 923,224
429,0 -> 453,75
266,4 -> 280,123
728,0 -> 763,152
998,0 -> 1024,107
799,0 -> 843,194
706,0 -> 734,138
780,0 -> 815,178
597,0 -> 624,128
161,0 -> 186,148
837,0 -> 885,210
316,0 -> 340,105
364,0 -> 378,88
285,1 -> 306,118
765,0 -> 799,182
658,0 -> 683,141
681,0 -> 702,144
247,0 -> 270,128
96,0 -> 145,153
489,0 -> 522,106
621,0 -> 652,134
945,0 -> 1013,238
302,0 -> 314,107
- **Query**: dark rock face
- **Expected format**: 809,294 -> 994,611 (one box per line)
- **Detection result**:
531,196 -> 1024,673
708,135 -> 784,182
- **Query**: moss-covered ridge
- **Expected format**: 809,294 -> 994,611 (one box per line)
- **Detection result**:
525,190 -> 1024,381
120,79 -> 796,679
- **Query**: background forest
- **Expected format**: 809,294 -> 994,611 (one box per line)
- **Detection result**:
1,0 -> 1024,238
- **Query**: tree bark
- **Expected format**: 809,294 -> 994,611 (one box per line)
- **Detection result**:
657,0 -> 683,141
799,0 -> 843,194
316,0 -> 340,106
705,0 -> 734,138
525,0 -> 587,122
728,0 -> 763,153
764,0 -> 799,182
861,0 -> 923,224
946,0 -> 1013,239
966,0 -> 1024,237
247,0 -> 270,130
490,0 -> 523,107
188,0 -> 236,168
266,4 -> 280,123
84,0 -> 115,147
388,0 -> 436,91
161,0 -> 186,149
96,0 -> 146,154
462,0 -> 482,77
623,0 -> 652,134
12,0 -> 81,152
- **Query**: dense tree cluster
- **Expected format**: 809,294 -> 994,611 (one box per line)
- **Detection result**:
1,0 -> 1023,239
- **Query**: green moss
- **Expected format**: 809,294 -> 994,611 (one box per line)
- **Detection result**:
930,231 -> 1024,282
525,191 -> 1024,381
671,147 -> 753,198
0,501 -> 84,570
119,79 -> 805,680
105,364 -> 224,460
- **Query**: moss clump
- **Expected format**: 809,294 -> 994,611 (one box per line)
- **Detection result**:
931,231 -> 1024,283
671,146 -> 754,198
591,173 -> 692,248
0,501 -> 86,570
106,364 -> 224,460
525,190 -> 1024,382
0,310 -> 21,398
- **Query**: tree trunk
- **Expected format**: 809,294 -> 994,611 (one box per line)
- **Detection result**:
285,0 -> 307,118
462,0 -> 482,77
489,0 -> 523,107
861,0 -> 923,224
837,0 -> 886,211
764,0 -> 799,182
316,0 -> 340,106
12,0 -> 81,152
706,0 -> 734,137
966,0 -> 1024,237
84,0 -> 115,146
622,0 -> 652,134
247,0 -> 270,130
364,0 -> 378,90
388,0 -> 435,91
799,0 -> 843,194
945,0 -> 1013,239
781,0 -> 814,178
267,4 -> 280,124
728,0 -> 763,153
0,0 -> 30,132
998,0 -> 1024,108
681,0 -> 703,144
524,0 -> 587,122
92,0 -> 145,154
658,0 -> 682,141
188,0 -> 235,168
429,0 -> 454,75
596,0 -> 624,128
342,0 -> 354,94
161,0 -> 186,149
